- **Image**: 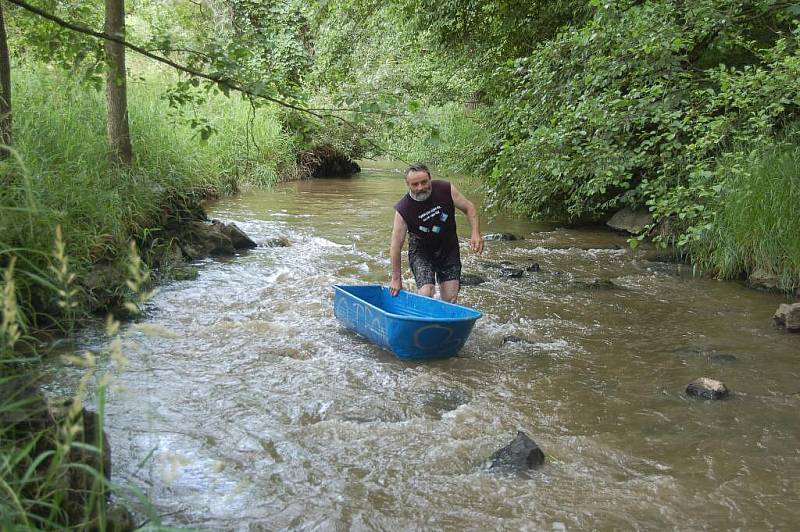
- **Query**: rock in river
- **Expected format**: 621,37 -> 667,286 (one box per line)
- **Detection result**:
773,303 -> 800,331
607,207 -> 653,234
502,335 -> 528,345
686,378 -> 730,400
708,353 -> 738,364
484,233 -> 523,241
572,278 -> 619,290
213,220 -> 257,249
264,236 -> 291,248
461,273 -> 487,286
500,267 -> 524,279
487,431 -> 545,471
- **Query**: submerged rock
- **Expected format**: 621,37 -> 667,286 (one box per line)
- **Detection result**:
420,388 -> 471,418
748,269 -> 782,292
484,233 -> 523,241
487,431 -> 545,471
640,246 -> 682,263
461,273 -> 487,286
500,267 -> 524,279
773,303 -> 800,331
172,266 -> 199,281
686,378 -> 730,400
525,262 -> 541,272
708,353 -> 738,364
501,335 -> 533,345
481,260 -> 512,269
264,236 -> 291,248
572,278 -> 618,290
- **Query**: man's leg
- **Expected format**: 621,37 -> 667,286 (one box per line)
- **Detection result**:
409,245 -> 436,298
439,279 -> 460,303
417,284 -> 435,297
437,260 -> 462,303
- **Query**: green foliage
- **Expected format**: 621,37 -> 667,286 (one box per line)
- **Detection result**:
5,0 -> 106,86
484,1 -> 800,223
0,65 -> 295,328
379,102 -> 493,171
1,241 -> 160,529
687,135 -> 800,290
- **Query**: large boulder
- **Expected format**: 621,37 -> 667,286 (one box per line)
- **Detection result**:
607,207 -> 653,234
298,144 -> 360,178
773,303 -> 800,331
486,431 -> 545,471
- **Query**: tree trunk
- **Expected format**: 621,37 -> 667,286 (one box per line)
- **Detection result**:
104,0 -> 132,165
0,1 -> 12,160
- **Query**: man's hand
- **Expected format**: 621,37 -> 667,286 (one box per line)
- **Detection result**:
470,234 -> 484,255
389,276 -> 402,296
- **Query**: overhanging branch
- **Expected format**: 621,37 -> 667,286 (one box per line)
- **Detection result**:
5,0 -> 405,160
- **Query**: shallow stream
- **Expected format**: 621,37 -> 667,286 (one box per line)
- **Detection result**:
47,162 -> 799,529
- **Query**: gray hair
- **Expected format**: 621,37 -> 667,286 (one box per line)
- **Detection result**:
404,163 -> 431,180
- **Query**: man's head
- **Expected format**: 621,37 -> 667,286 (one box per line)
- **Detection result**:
405,163 -> 432,202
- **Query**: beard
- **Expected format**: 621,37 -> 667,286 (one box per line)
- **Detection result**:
410,188 -> 432,202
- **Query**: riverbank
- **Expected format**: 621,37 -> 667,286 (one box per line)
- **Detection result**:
0,66 -> 297,331
0,64 -> 300,528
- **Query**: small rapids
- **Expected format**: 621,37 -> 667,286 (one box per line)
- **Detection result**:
47,163 -> 800,529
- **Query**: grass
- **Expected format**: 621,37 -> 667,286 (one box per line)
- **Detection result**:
690,138 -> 800,291
0,63 -> 297,329
0,240 -> 153,529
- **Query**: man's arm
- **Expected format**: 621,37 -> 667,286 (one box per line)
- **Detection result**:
390,211 -> 408,296
451,184 -> 484,255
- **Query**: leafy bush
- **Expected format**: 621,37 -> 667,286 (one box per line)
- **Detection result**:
484,1 -> 800,225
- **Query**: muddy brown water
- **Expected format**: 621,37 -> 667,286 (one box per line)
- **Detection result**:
46,162 -> 799,529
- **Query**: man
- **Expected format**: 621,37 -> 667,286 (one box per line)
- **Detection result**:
390,163 -> 484,303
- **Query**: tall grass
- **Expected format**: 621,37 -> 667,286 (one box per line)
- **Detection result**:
690,139 -> 800,291
1,63 -> 296,328
0,236 -> 151,529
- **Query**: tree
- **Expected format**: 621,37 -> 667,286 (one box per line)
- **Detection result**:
104,0 -> 132,165
0,0 -> 11,159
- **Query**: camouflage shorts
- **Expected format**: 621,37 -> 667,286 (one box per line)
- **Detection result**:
409,250 -> 462,287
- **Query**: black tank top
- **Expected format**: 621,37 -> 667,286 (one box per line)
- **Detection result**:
395,180 -> 459,258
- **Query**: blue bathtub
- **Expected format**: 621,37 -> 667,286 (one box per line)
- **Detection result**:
333,284 -> 482,359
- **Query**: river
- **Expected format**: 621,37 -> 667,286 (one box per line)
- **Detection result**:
47,162 -> 799,529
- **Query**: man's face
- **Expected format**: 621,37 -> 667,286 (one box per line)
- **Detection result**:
406,170 -> 432,202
